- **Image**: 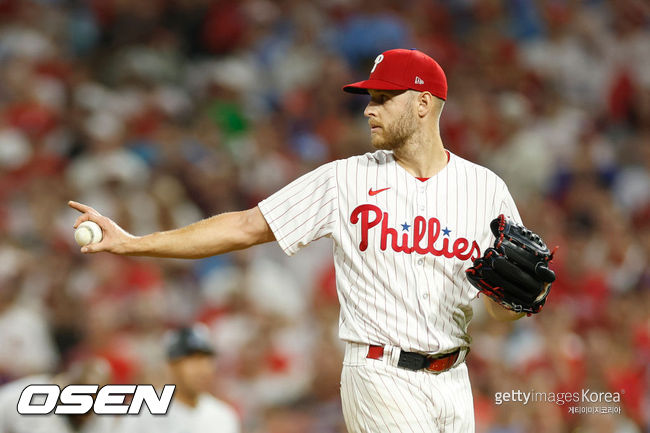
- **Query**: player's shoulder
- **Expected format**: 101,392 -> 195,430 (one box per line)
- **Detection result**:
339,150 -> 394,168
198,394 -> 239,421
449,151 -> 508,189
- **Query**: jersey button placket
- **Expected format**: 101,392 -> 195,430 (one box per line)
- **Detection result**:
418,256 -> 427,300
417,185 -> 426,212
414,184 -> 429,305
415,251 -> 427,301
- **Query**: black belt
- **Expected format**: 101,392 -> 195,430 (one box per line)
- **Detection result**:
366,345 -> 463,372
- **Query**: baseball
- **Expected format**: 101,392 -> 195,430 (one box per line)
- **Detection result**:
74,221 -> 103,246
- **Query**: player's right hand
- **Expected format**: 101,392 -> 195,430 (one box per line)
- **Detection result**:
68,201 -> 137,255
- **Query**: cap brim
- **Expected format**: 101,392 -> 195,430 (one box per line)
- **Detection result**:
342,79 -> 408,94
167,347 -> 215,360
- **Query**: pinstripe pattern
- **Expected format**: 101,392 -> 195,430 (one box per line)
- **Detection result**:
341,343 -> 474,432
258,149 -> 521,432
258,150 -> 521,351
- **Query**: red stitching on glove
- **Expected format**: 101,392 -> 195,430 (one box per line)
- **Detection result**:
495,215 -> 507,249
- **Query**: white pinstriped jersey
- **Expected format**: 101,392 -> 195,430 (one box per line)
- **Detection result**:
258,150 -> 521,354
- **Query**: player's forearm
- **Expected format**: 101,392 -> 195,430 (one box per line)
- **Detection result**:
123,209 -> 273,259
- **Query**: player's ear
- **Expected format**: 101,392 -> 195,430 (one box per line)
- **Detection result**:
419,92 -> 445,122
415,92 -> 434,119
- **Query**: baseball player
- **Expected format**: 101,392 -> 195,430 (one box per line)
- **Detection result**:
69,48 -> 555,432
118,325 -> 240,433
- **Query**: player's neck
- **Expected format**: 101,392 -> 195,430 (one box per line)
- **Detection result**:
175,389 -> 200,408
393,131 -> 447,178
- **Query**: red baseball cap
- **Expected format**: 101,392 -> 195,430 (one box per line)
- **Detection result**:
343,49 -> 447,100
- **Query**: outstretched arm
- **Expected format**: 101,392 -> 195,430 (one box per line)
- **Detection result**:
68,201 -> 275,258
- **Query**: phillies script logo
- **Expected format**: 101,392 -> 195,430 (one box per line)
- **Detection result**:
350,204 -> 481,261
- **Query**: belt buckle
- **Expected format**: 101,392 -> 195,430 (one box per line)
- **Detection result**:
425,350 -> 460,373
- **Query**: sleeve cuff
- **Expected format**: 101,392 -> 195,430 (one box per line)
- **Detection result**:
257,199 -> 296,256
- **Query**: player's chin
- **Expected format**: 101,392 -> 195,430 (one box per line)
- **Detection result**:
371,138 -> 399,151
370,135 -> 390,150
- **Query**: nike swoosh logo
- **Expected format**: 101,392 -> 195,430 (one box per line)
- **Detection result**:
368,187 -> 391,196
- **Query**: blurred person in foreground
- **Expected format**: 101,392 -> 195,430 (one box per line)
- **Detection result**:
69,48 -> 555,432
119,325 -> 240,433
0,358 -> 117,433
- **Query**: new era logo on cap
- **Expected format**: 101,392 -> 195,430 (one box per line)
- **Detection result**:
342,49 -> 447,100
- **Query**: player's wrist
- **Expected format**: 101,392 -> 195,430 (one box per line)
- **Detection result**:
117,233 -> 144,255
506,310 -> 526,321
483,297 -> 525,321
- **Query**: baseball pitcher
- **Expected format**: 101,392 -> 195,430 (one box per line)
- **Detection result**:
69,49 -> 555,432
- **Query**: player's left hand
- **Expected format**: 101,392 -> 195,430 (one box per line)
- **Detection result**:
465,215 -> 556,315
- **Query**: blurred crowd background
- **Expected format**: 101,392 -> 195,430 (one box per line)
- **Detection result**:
0,0 -> 648,432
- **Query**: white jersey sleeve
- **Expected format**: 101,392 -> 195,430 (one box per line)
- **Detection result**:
494,179 -> 522,225
482,178 -> 522,252
258,161 -> 338,256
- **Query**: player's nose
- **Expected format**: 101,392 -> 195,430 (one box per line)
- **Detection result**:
364,101 -> 378,118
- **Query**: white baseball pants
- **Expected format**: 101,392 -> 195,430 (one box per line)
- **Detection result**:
340,342 -> 475,433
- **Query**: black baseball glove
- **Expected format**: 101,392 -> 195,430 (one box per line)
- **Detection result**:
466,215 -> 556,315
